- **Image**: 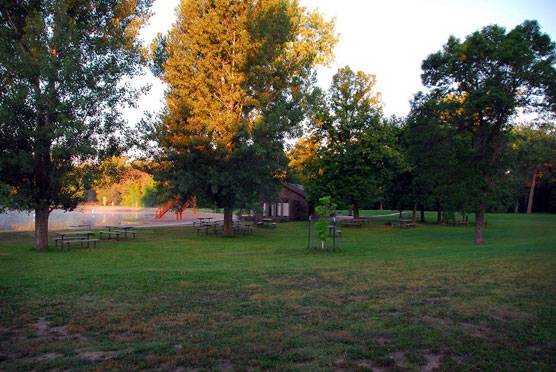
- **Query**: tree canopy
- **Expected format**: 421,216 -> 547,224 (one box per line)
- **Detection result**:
289,66 -> 399,219
421,20 -> 556,244
150,0 -> 337,235
510,122 -> 556,214
0,0 -> 152,250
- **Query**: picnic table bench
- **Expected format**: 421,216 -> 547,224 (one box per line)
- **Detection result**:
328,225 -> 342,237
99,230 -> 121,240
60,238 -> 99,250
359,217 -> 372,224
444,217 -> 469,225
54,230 -> 98,250
196,225 -> 210,235
100,225 -> 137,240
394,219 -> 415,228
260,218 -> 277,228
69,223 -> 91,229
341,219 -> 362,227
234,223 -> 253,235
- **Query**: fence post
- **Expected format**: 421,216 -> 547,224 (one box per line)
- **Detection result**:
332,217 -> 336,251
308,216 -> 311,249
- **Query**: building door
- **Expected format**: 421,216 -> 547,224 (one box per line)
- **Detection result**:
283,202 -> 289,218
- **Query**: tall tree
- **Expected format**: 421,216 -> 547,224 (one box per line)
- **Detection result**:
290,66 -> 399,219
0,0 -> 152,250
151,0 -> 336,235
511,122 -> 556,213
421,20 -> 556,244
404,92 -> 476,223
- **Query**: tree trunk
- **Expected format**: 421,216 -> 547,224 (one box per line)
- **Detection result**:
353,201 -> 360,220
223,206 -> 234,236
412,203 -> 417,223
436,201 -> 442,224
379,202 -> 383,211
526,173 -> 537,215
34,112 -> 52,251
514,199 -> 519,214
420,205 -> 425,222
474,209 -> 484,245
34,205 -> 50,250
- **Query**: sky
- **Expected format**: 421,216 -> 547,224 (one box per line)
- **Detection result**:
130,0 -> 556,122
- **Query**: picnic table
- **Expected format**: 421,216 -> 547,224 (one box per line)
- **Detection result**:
54,230 -> 97,249
396,219 -> 415,228
260,218 -> 276,228
69,223 -> 91,229
328,225 -> 342,237
196,220 -> 222,235
196,217 -> 213,226
100,225 -> 136,240
341,219 -> 362,227
234,222 -> 253,235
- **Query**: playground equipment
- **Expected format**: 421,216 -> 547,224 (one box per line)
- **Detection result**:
155,196 -> 197,220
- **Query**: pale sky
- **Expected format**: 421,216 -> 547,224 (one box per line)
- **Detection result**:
129,0 -> 556,123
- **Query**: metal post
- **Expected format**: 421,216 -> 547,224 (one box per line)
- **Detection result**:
308,216 -> 312,249
332,217 -> 336,251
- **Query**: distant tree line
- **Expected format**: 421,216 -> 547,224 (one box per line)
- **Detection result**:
289,20 -> 556,244
89,157 -> 158,208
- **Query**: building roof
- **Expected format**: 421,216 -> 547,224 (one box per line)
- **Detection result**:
283,183 -> 306,199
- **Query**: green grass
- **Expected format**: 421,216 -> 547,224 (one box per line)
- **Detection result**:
0,212 -> 555,371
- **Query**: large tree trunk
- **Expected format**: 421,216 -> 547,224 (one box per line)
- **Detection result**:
353,201 -> 360,220
223,206 -> 234,236
412,203 -> 417,223
436,201 -> 442,224
34,110 -> 52,251
474,185 -> 489,244
514,199 -> 519,214
526,173 -> 537,215
474,209 -> 484,245
474,196 -> 487,245
420,205 -> 426,222
34,205 -> 50,250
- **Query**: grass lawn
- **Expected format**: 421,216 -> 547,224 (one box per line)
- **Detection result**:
0,212 -> 555,371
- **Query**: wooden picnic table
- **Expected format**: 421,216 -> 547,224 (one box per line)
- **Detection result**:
234,222 -> 253,235
54,230 -> 96,249
101,225 -> 137,240
328,225 -> 342,237
69,223 -> 91,229
261,218 -> 276,228
396,219 -> 415,228
197,217 -> 213,226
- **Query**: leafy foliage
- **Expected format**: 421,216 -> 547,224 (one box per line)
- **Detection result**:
314,195 -> 336,243
150,0 -> 337,235
0,0 -> 152,249
420,20 -> 556,244
290,66 -> 401,219
508,122 -> 556,213
92,157 -> 157,207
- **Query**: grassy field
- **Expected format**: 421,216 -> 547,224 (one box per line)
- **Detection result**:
0,212 -> 555,371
